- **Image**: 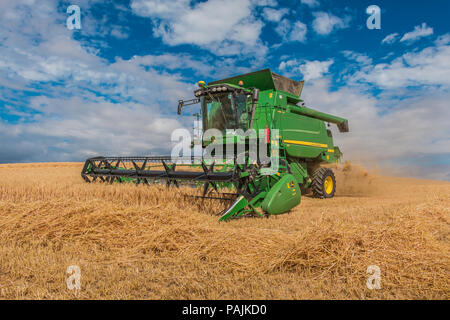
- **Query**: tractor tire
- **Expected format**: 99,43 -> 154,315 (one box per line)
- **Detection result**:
311,167 -> 336,198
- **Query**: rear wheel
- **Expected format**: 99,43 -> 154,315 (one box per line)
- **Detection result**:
311,167 -> 336,198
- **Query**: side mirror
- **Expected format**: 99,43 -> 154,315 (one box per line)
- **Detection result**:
177,98 -> 200,115
177,100 -> 184,115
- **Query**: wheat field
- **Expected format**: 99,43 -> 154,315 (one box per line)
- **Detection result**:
0,162 -> 448,299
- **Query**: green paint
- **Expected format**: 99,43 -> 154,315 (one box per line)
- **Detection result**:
261,174 -> 301,214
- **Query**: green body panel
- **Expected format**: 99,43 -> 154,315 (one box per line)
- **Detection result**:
289,161 -> 308,185
218,196 -> 249,221
209,69 -> 304,101
292,106 -> 349,133
278,108 -> 331,159
261,174 -> 301,214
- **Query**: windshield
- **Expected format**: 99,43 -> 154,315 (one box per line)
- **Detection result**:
201,92 -> 249,133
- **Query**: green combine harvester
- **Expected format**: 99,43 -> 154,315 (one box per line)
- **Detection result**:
81,69 -> 349,221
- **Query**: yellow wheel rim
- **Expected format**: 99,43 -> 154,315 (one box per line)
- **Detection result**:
324,176 -> 333,194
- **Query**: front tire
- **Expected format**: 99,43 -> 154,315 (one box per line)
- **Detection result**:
311,167 -> 336,198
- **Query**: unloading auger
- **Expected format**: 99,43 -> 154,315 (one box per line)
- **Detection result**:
81,69 -> 349,221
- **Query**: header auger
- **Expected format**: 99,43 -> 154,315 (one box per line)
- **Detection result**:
81,69 -> 349,221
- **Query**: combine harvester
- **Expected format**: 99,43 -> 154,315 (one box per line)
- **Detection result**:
81,69 -> 349,221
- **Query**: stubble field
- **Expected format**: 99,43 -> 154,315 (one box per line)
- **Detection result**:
0,162 -> 448,299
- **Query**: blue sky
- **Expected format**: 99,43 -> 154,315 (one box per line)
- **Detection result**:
0,0 -> 449,180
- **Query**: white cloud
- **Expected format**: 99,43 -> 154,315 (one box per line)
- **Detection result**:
278,37 -> 450,180
0,1 -> 269,164
349,40 -> 450,88
332,37 -> 450,180
279,59 -> 333,81
130,0 -> 189,19
275,19 -> 290,37
0,0 -> 203,162
275,19 -> 307,43
381,33 -> 399,44
299,60 -> 333,81
251,0 -> 277,6
131,0 -> 267,57
301,78 -> 450,180
289,21 -> 308,42
110,26 -> 130,39
435,33 -> 450,46
312,12 -> 347,35
262,7 -> 288,22
300,0 -> 319,7
400,23 -> 433,43
342,51 -> 372,66
0,96 -> 185,161
279,59 -> 298,71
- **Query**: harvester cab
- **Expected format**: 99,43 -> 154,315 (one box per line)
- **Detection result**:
82,69 -> 349,221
